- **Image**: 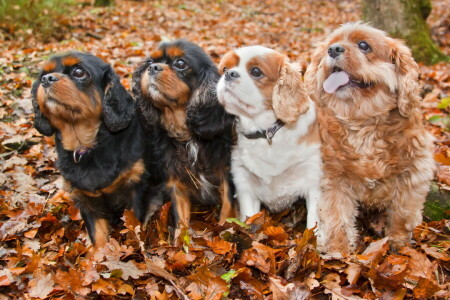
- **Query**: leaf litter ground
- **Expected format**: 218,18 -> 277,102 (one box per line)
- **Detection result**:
0,0 -> 449,299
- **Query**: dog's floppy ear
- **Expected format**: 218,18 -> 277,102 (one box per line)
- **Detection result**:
389,39 -> 421,117
304,42 -> 327,101
187,66 -> 234,140
31,79 -> 55,136
272,61 -> 309,124
102,66 -> 135,132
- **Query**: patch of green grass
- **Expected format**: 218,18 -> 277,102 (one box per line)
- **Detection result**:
0,0 -> 77,41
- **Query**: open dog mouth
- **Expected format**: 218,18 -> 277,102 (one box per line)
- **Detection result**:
323,67 -> 374,94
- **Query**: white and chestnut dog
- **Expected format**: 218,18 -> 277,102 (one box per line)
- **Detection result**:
216,46 -> 322,230
305,22 -> 435,254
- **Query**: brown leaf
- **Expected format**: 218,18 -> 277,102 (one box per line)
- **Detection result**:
239,241 -> 281,274
145,259 -> 176,282
264,226 -> 288,242
186,266 -> 228,300
357,236 -> 389,266
345,262 -> 362,285
166,250 -> 196,272
233,267 -> 267,299
54,269 -> 90,296
91,278 -> 117,295
269,276 -> 310,300
207,236 -> 235,255
102,260 -> 145,280
420,244 -> 450,261
121,209 -> 141,231
413,277 -> 442,299
379,288 -> 406,300
28,272 -> 54,299
367,254 -> 409,290
322,273 -> 344,299
399,246 -> 438,281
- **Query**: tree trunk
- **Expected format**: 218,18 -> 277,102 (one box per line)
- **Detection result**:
94,0 -> 113,6
362,0 -> 449,65
425,181 -> 450,221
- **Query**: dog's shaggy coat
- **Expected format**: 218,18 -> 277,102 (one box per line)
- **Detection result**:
304,23 -> 435,254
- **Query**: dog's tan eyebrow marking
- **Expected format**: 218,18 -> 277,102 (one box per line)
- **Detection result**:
150,49 -> 164,59
166,46 -> 184,57
62,56 -> 80,67
218,51 -> 240,74
42,61 -> 57,73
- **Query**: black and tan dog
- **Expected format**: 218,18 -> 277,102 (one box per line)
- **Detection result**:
32,52 -> 156,247
132,40 -> 235,228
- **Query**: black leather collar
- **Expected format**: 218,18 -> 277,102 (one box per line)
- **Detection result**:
244,120 -> 285,145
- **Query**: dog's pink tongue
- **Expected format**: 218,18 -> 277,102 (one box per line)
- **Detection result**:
323,71 -> 350,93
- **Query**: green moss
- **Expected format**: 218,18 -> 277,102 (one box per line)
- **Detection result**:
94,0 -> 114,7
405,32 -> 449,65
417,0 -> 432,19
424,182 -> 450,221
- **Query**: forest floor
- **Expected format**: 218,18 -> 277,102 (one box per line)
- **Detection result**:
0,0 -> 449,299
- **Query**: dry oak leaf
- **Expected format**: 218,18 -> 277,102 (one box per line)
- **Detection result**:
101,260 -> 145,280
80,259 -> 101,286
207,236 -> 235,255
91,278 -> 117,295
366,254 -> 409,290
378,288 -> 407,300
166,250 -> 196,271
186,266 -> 229,300
420,244 -> 450,261
344,263 -> 362,285
54,268 -> 90,296
413,277 -> 442,299
239,241 -> 281,274
121,209 -> 141,232
269,276 -> 311,300
233,267 -> 268,299
399,246 -> 438,282
357,236 -> 389,267
145,259 -> 176,281
264,226 -> 289,242
322,273 -> 360,300
28,272 -> 54,299
0,269 -> 13,287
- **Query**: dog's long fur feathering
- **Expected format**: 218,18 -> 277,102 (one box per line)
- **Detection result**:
304,22 -> 435,255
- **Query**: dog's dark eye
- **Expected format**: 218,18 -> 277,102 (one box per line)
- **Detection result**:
358,41 -> 371,52
72,67 -> 88,79
173,59 -> 188,70
147,59 -> 153,65
250,67 -> 263,78
223,67 -> 228,73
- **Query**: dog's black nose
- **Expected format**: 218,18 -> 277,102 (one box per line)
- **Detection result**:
225,70 -> 240,82
328,44 -> 345,58
149,64 -> 164,75
41,74 -> 59,88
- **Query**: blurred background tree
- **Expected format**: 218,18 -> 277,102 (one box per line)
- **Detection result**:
94,0 -> 114,6
0,0 -> 76,42
362,0 -> 449,65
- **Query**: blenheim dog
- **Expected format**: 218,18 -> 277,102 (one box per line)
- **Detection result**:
216,46 -> 322,230
32,52 -> 153,247
132,40 -> 235,227
305,23 -> 435,254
